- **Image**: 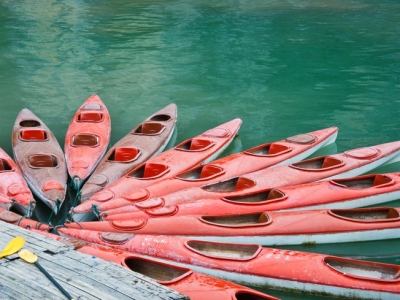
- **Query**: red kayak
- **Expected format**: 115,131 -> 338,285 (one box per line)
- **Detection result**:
0,207 -> 50,231
93,126 -> 338,212
101,172 -> 400,220
100,141 -> 400,218
64,95 -> 111,190
66,206 -> 400,245
79,103 -> 178,201
57,228 -> 400,299
70,118 -> 242,220
0,147 -> 35,216
28,230 -> 279,300
12,108 -> 68,213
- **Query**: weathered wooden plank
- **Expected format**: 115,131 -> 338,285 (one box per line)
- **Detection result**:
0,221 -> 188,300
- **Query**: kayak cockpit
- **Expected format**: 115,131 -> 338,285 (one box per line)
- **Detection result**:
325,257 -> 400,282
290,156 -> 344,171
185,240 -> 261,261
201,177 -> 256,192
176,164 -> 225,181
222,189 -> 286,205
200,213 -> 271,228
19,129 -> 48,141
107,147 -> 141,162
132,122 -> 166,135
328,207 -> 400,223
128,162 -> 170,179
19,120 -> 41,127
0,159 -> 13,172
175,138 -> 214,152
245,143 -> 291,157
330,174 -> 394,189
123,257 -> 192,284
72,134 -> 99,147
77,112 -> 104,122
28,154 -> 59,168
149,113 -> 173,122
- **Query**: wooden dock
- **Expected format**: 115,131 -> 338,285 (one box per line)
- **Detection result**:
0,221 -> 188,300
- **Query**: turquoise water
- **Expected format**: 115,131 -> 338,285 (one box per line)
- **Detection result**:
1,1 -> 400,299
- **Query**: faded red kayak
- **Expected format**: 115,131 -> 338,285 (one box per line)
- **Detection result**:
80,103 -> 177,201
12,108 -> 68,212
28,230 -> 279,300
100,141 -> 400,218
93,126 -> 338,212
66,206 -> 400,245
70,118 -> 242,220
57,228 -> 400,299
78,244 -> 279,300
101,172 -> 400,220
0,207 -> 50,231
64,95 -> 111,190
0,147 -> 35,216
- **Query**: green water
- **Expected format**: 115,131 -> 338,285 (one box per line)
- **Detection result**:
1,1 -> 400,299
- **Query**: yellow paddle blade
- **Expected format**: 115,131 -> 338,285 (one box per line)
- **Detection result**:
0,236 -> 25,258
18,249 -> 38,264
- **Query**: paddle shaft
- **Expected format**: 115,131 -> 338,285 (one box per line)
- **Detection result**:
34,261 -> 74,300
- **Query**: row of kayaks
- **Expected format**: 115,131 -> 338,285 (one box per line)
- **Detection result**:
2,94 -> 400,299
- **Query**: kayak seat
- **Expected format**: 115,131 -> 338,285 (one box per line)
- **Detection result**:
200,165 -> 224,179
268,143 -> 290,155
373,174 -> 393,187
20,129 -> 47,141
387,208 -> 400,219
28,154 -> 58,168
134,122 -> 165,135
112,147 -> 140,162
234,177 -> 257,190
77,112 -> 103,122
0,159 -> 12,171
142,163 -> 169,178
149,113 -> 172,122
267,189 -> 285,200
189,139 -> 213,151
72,134 -> 99,147
321,157 -> 342,168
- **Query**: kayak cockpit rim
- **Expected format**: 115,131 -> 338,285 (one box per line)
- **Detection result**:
324,256 -> 400,282
185,240 -> 262,261
244,142 -> 292,157
290,156 -> 344,171
128,162 -> 170,179
328,207 -> 400,223
222,189 -> 287,205
329,173 -> 395,189
107,147 -> 142,163
123,256 -> 193,284
200,212 -> 272,228
175,164 -> 226,181
201,176 -> 257,193
175,138 -> 215,152
132,122 -> 166,136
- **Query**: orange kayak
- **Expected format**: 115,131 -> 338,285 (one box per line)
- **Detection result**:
100,141 -> 400,218
0,147 -> 35,216
64,95 -> 111,190
57,228 -> 400,299
66,206 -> 400,245
79,103 -> 177,201
93,126 -> 338,212
100,172 -> 400,220
70,118 -> 242,220
12,108 -> 68,213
